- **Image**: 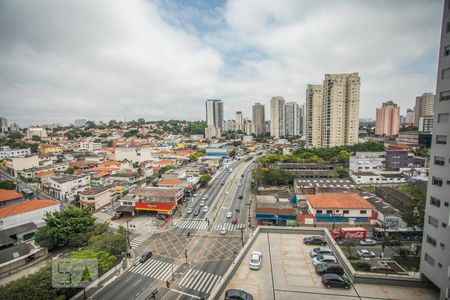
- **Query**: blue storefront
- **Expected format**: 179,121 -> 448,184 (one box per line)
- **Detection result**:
256,213 -> 297,226
315,213 -> 369,223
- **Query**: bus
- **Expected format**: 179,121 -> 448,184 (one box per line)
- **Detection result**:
372,227 -> 422,241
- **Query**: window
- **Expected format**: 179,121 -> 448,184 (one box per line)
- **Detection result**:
439,263 -> 443,269
428,215 -> 439,228
434,156 -> 445,166
424,253 -> 435,266
440,90 -> 450,101
443,223 -> 447,228
360,210 -> 367,214
430,197 -> 441,207
426,235 -> 437,247
446,202 -> 449,207
440,243 -> 445,250
326,210 -> 333,214
317,210 -> 323,214
442,68 -> 450,79
444,45 -> 450,56
438,113 -> 449,123
432,177 -> 443,187
343,210 -> 349,214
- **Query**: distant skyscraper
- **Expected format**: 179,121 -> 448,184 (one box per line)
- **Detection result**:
321,73 -> 360,147
235,111 -> 244,132
270,96 -> 285,138
252,103 -> 265,136
420,3 -> 450,299
74,119 -> 87,127
405,108 -> 415,124
299,104 -> 305,136
305,84 -> 323,147
0,117 -> 8,132
244,119 -> 254,135
375,101 -> 400,136
414,93 -> 435,126
223,119 -> 235,132
205,99 -> 223,138
285,102 -> 300,136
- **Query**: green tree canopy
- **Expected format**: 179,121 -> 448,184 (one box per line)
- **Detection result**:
198,174 -> 212,187
0,180 -> 16,190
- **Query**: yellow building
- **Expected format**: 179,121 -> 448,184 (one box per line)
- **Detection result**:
39,144 -> 63,155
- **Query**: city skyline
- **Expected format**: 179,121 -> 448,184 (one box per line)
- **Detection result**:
0,0 -> 442,126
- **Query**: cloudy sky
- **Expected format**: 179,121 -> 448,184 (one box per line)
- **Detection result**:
0,0 -> 443,126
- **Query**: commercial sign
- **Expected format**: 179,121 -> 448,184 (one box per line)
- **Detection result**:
135,201 -> 175,212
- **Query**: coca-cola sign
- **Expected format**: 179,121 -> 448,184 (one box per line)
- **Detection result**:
344,231 -> 365,239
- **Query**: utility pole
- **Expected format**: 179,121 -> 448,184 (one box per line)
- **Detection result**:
184,248 -> 188,263
240,228 -> 244,247
125,221 -> 131,253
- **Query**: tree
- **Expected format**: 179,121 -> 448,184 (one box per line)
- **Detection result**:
0,180 -> 16,190
124,129 -> 139,138
334,166 -> 348,178
89,227 -> 127,257
7,132 -> 23,140
85,121 -> 96,129
400,184 -> 426,230
252,167 -> 291,186
228,149 -> 237,157
31,135 -> 42,142
66,166 -> 76,174
35,206 -> 95,249
160,165 -> 176,174
198,175 -> 212,187
70,249 -> 117,275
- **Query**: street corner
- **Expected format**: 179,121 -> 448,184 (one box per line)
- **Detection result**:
146,232 -> 189,259
195,236 -> 242,263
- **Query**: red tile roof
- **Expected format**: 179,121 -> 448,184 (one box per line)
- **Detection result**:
0,200 -> 59,218
306,193 -> 374,209
158,179 -> 181,186
0,189 -> 23,203
132,187 -> 183,198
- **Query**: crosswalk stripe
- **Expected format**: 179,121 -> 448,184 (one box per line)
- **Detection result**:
177,269 -> 222,294
184,269 -> 199,287
205,274 -> 221,293
192,272 -> 208,291
179,269 -> 194,286
145,260 -> 164,277
135,259 -> 157,274
204,274 -> 217,293
197,272 -> 212,292
160,265 -> 173,281
155,262 -> 172,279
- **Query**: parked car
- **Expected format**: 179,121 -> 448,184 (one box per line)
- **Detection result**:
192,193 -> 198,197
200,201 -> 205,207
52,252 -> 68,260
249,251 -> 262,270
156,215 -> 166,221
321,273 -> 351,289
231,217 -> 238,225
221,181 -> 225,186
202,195 -> 209,200
315,263 -> 345,275
303,235 -> 327,245
359,238 -> 377,246
309,247 -> 333,258
187,207 -> 193,214
220,227 -> 227,235
203,206 -> 208,213
312,254 -> 337,266
140,251 -> 153,263
224,289 -> 253,300
238,195 -> 243,200
193,209 -> 200,216
112,212 -> 123,219
226,212 -> 232,218
356,249 -> 376,258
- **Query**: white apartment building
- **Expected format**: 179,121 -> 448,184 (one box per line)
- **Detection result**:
322,73 -> 360,147
285,102 -> 300,136
306,85 -> 323,147
45,175 -> 90,201
0,200 -> 60,230
252,103 -> 265,135
79,141 -> 102,152
0,146 -> 31,159
349,152 -> 386,172
420,2 -> 450,299
270,96 -> 285,138
114,147 -> 154,163
26,127 -> 47,139
235,111 -> 243,132
5,155 -> 40,177
205,99 -> 223,138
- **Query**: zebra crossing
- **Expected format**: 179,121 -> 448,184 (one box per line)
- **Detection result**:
129,258 -> 174,280
177,268 -> 222,294
129,232 -> 153,249
173,219 -> 208,230
213,223 -> 246,231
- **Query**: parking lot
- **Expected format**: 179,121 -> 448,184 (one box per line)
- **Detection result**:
220,232 -> 439,300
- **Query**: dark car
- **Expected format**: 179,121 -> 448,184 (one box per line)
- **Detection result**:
315,263 -> 345,275
238,195 -> 243,200
193,209 -> 200,216
224,289 -> 253,300
303,235 -> 327,245
321,273 -> 351,289
386,239 -> 401,246
139,251 -> 153,263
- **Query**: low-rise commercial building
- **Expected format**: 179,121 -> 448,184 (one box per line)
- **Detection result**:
397,131 -> 432,147
38,144 -> 63,155
79,185 -> 120,211
255,195 -> 297,226
0,146 -> 31,159
44,175 -> 90,201
132,187 -> 184,216
0,189 -> 24,207
349,152 -> 385,172
3,155 -> 40,177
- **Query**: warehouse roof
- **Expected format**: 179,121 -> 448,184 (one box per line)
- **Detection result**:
306,193 -> 374,209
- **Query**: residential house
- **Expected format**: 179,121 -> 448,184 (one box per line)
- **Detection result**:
79,186 -> 120,211
44,175 -> 90,202
0,190 -> 24,207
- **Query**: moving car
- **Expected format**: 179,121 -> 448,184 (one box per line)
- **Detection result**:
359,238 -> 377,246
315,263 -> 345,275
228,168 -> 233,173
224,289 -> 253,300
312,254 -> 337,266
309,247 -> 333,258
220,227 -> 227,235
187,207 -> 193,214
192,193 -> 198,197
303,235 -> 327,245
226,212 -> 232,218
203,206 -> 208,213
321,273 -> 351,289
356,249 -> 376,258
202,195 -> 209,200
231,217 -> 238,225
193,209 -> 200,216
200,201 -> 205,207
238,195 -> 243,200
249,251 -> 262,270
140,251 -> 153,263
221,181 -> 225,186
337,239 -> 355,246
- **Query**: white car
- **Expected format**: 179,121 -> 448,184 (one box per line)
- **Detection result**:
202,195 -> 209,200
187,207 -> 193,214
309,247 -> 333,258
312,254 -> 337,266
359,238 -> 377,246
226,212 -> 232,218
192,193 -> 198,197
202,206 -> 208,213
220,227 -> 227,235
249,251 -> 262,270
199,201 -> 205,207
357,249 -> 376,258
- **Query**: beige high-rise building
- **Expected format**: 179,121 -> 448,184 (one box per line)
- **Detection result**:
321,73 -> 360,147
252,103 -> 265,135
235,111 -> 244,132
305,85 -> 323,147
270,96 -> 285,138
414,93 -> 435,126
